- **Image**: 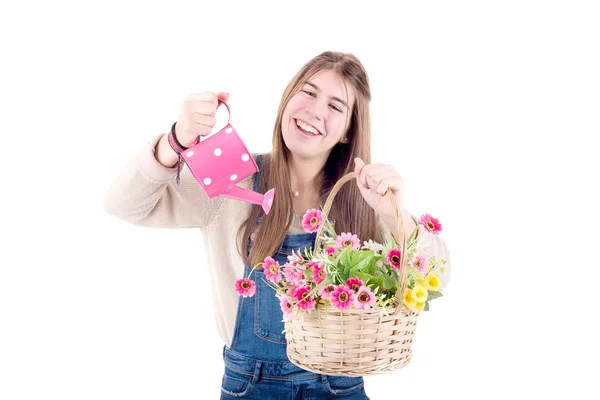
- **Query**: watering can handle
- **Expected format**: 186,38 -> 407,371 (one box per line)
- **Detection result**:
195,100 -> 232,143
217,100 -> 232,127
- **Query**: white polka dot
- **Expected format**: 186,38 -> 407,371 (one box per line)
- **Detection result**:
230,174 -> 237,181
241,153 -> 250,162
203,178 -> 212,185
214,148 -> 222,156
225,127 -> 233,134
186,150 -> 194,157
268,199 -> 273,207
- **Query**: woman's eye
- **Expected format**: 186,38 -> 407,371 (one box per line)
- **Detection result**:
329,104 -> 342,112
302,90 -> 316,97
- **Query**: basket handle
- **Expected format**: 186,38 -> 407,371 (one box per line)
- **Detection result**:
314,172 -> 409,314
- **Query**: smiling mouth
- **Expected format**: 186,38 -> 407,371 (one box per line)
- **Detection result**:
295,119 -> 322,136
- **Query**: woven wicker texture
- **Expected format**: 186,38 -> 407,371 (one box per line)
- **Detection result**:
285,172 -> 420,376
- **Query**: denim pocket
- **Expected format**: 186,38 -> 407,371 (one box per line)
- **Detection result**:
254,271 -> 287,344
221,367 -> 254,398
321,376 -> 365,396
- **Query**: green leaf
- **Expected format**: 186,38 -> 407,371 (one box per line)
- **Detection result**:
406,226 -> 418,245
367,257 -> 378,275
383,236 -> 395,254
424,302 -> 430,311
369,277 -> 384,288
427,291 -> 443,301
354,271 -> 373,284
333,247 -> 351,275
388,236 -> 397,252
351,255 -> 374,273
383,274 -> 398,290
302,268 -> 312,279
347,252 -> 359,267
339,246 -> 352,267
358,250 -> 374,262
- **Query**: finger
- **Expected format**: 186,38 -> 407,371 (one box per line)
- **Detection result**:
189,124 -> 212,137
357,160 -> 374,189
179,121 -> 210,137
192,114 -> 217,128
364,164 -> 392,181
189,101 -> 218,116
375,179 -> 389,196
363,164 -> 389,191
216,91 -> 230,102
354,157 -> 365,173
370,163 -> 393,173
375,176 -> 401,196
354,158 -> 367,188
187,92 -> 219,102
369,168 -> 398,189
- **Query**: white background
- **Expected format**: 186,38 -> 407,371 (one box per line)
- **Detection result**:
1,1 -> 599,399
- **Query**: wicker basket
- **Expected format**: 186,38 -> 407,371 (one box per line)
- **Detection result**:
285,172 -> 420,376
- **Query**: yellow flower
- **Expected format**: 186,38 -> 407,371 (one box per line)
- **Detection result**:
403,288 -> 417,310
414,301 -> 426,312
413,285 -> 428,303
423,273 -> 441,292
403,289 -> 425,313
415,274 -> 425,285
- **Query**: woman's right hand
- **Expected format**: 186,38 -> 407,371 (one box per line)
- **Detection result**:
175,91 -> 230,148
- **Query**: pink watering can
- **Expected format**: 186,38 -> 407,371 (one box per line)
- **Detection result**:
179,100 -> 275,214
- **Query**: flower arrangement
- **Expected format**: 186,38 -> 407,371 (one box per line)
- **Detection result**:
235,209 -> 447,320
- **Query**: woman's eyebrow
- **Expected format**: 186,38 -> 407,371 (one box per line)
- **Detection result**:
305,82 -> 348,108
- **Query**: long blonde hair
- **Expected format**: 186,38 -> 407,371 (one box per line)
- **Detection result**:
237,51 -> 383,267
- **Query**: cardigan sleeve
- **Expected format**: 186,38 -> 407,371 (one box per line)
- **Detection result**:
103,133 -> 225,229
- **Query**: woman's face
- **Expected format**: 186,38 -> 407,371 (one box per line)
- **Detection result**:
281,69 -> 356,162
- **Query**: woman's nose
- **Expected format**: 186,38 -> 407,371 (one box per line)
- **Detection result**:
305,106 -> 322,120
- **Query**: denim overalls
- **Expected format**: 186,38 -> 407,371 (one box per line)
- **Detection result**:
220,156 -> 369,399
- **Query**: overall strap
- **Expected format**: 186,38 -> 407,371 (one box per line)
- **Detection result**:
254,154 -> 266,225
252,154 -> 264,192
246,154 -> 266,258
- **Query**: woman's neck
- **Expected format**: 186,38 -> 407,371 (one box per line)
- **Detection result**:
288,156 -> 323,194
288,155 -> 324,214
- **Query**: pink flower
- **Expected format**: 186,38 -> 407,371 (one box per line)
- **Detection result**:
353,286 -> 376,310
287,250 -> 305,265
235,278 -> 256,297
263,256 -> 282,283
279,294 -> 295,321
325,246 -> 337,257
318,284 -> 336,301
294,285 -> 316,311
346,277 -> 364,293
335,232 -> 360,250
419,213 -> 442,235
386,248 -> 402,270
287,285 -> 299,297
330,284 -> 355,311
283,264 -> 304,286
302,209 -> 323,233
411,253 -> 429,274
309,261 -> 326,285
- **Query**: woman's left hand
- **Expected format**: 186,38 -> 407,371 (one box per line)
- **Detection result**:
353,157 -> 404,220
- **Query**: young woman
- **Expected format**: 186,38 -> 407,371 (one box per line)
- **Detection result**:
105,51 -> 451,399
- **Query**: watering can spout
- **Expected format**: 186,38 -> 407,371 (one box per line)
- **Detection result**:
220,186 -> 275,215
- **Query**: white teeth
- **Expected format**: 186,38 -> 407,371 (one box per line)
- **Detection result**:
296,120 -> 320,135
